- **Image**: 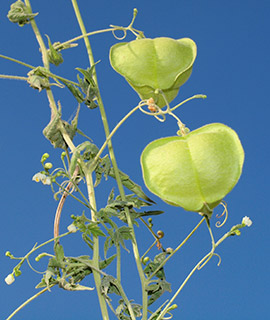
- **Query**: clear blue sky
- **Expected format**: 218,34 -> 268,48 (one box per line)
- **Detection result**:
1,1 -> 269,319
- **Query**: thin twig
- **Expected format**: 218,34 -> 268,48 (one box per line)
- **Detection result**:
54,166 -> 80,238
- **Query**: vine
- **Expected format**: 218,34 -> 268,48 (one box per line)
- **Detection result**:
2,1 -> 252,319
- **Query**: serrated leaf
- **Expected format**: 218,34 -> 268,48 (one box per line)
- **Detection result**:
113,226 -> 133,252
94,155 -> 111,187
76,65 -> 99,108
108,168 -> 154,203
147,279 -> 171,306
144,259 -> 165,280
100,275 -> 121,299
116,299 -> 142,319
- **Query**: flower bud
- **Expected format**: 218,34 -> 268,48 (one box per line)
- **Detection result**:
44,162 -> 53,170
41,153 -> 50,163
166,247 -> 173,254
35,253 -> 47,262
5,251 -> 12,257
157,230 -> 164,238
142,257 -> 149,264
169,304 -> 178,310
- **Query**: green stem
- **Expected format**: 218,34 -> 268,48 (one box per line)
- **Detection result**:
9,231 -> 75,278
83,170 -> 110,319
24,0 -> 58,116
0,75 -> 28,81
0,54 -> 34,69
114,279 -> 137,320
71,1 -> 147,318
92,104 -> 140,165
55,28 -> 115,50
24,1 -> 48,68
156,218 -> 231,320
170,94 -> 207,112
156,249 -> 212,320
45,71 -> 79,87
116,244 -> 121,283
141,240 -> 158,261
23,2 -> 106,317
70,4 -> 110,319
6,284 -> 56,320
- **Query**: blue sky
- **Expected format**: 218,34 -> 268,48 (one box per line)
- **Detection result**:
1,0 -> 269,319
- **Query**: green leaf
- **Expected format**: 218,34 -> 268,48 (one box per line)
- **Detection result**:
153,252 -> 167,265
144,252 -> 169,280
27,74 -> 50,92
94,155 -> 111,187
62,80 -> 85,103
110,37 -> 197,107
54,242 -> 65,263
76,65 -> 99,108
108,168 -> 154,203
72,212 -> 106,237
136,210 -> 164,217
141,123 -> 244,216
146,279 -> 171,306
100,275 -> 121,299
46,35 -> 64,66
116,299 -> 142,319
144,261 -> 165,280
99,254 -> 117,270
43,104 -> 78,149
113,226 -> 133,251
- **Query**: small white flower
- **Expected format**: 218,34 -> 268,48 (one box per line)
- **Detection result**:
32,173 -> 51,185
5,273 -> 15,285
41,176 -> 51,185
242,216 -> 252,227
67,224 -> 77,233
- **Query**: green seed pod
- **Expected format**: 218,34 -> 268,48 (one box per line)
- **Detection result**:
141,123 -> 244,216
110,37 -> 197,107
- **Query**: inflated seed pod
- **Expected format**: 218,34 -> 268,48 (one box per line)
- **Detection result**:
110,37 -> 197,107
140,123 -> 244,216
